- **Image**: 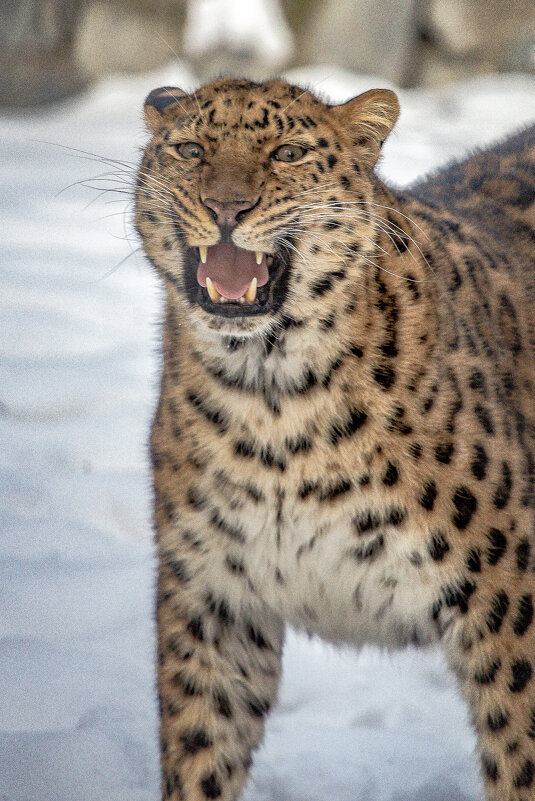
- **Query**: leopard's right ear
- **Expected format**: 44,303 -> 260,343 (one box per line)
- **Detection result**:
143,86 -> 192,133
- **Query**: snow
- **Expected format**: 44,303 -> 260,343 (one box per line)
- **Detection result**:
2,60 -> 535,801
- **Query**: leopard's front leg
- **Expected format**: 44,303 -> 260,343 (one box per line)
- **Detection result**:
442,578 -> 535,801
156,529 -> 284,801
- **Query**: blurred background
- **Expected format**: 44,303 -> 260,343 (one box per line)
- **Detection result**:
2,0 -> 535,107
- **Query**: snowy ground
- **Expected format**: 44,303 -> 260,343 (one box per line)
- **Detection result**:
2,62 -> 535,801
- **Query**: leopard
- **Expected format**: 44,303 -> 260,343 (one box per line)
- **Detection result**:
134,77 -> 535,801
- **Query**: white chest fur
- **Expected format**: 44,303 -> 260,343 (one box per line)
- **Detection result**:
206,474 -> 443,650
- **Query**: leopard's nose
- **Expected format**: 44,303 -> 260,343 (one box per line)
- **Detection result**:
201,198 -> 257,228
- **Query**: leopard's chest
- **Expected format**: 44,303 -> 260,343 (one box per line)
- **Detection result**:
210,477 -> 443,649
190,347 -> 444,648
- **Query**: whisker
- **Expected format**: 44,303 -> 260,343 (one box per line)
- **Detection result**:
87,246 -> 143,284
34,139 -> 137,170
290,198 -> 433,277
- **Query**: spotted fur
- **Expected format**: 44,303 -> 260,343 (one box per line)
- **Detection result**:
135,78 -> 535,801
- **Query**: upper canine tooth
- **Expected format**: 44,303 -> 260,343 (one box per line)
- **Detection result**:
199,245 -> 208,264
206,276 -> 220,302
255,251 -> 263,265
245,276 -> 257,303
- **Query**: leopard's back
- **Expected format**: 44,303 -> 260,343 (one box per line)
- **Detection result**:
411,123 -> 535,230
404,125 -> 535,447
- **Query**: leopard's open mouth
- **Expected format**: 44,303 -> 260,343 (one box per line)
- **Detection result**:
182,241 -> 291,317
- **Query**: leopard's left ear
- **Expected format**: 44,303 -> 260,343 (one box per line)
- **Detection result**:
143,86 -> 193,133
332,89 -> 400,168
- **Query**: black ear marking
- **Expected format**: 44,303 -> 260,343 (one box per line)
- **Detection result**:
143,86 -> 191,133
145,86 -> 189,112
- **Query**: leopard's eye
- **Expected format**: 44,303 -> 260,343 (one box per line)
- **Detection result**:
273,144 -> 307,163
175,142 -> 205,160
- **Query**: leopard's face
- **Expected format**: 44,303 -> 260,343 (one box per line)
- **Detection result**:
135,79 -> 399,338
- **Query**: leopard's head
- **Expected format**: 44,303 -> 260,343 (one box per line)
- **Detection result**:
134,78 -> 399,338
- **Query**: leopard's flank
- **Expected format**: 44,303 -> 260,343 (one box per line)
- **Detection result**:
134,78 -> 535,801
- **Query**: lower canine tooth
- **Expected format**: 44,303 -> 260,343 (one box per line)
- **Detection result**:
206,276 -> 220,302
255,251 -> 263,265
245,276 -> 257,303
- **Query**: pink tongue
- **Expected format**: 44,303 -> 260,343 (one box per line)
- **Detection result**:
197,242 -> 269,300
